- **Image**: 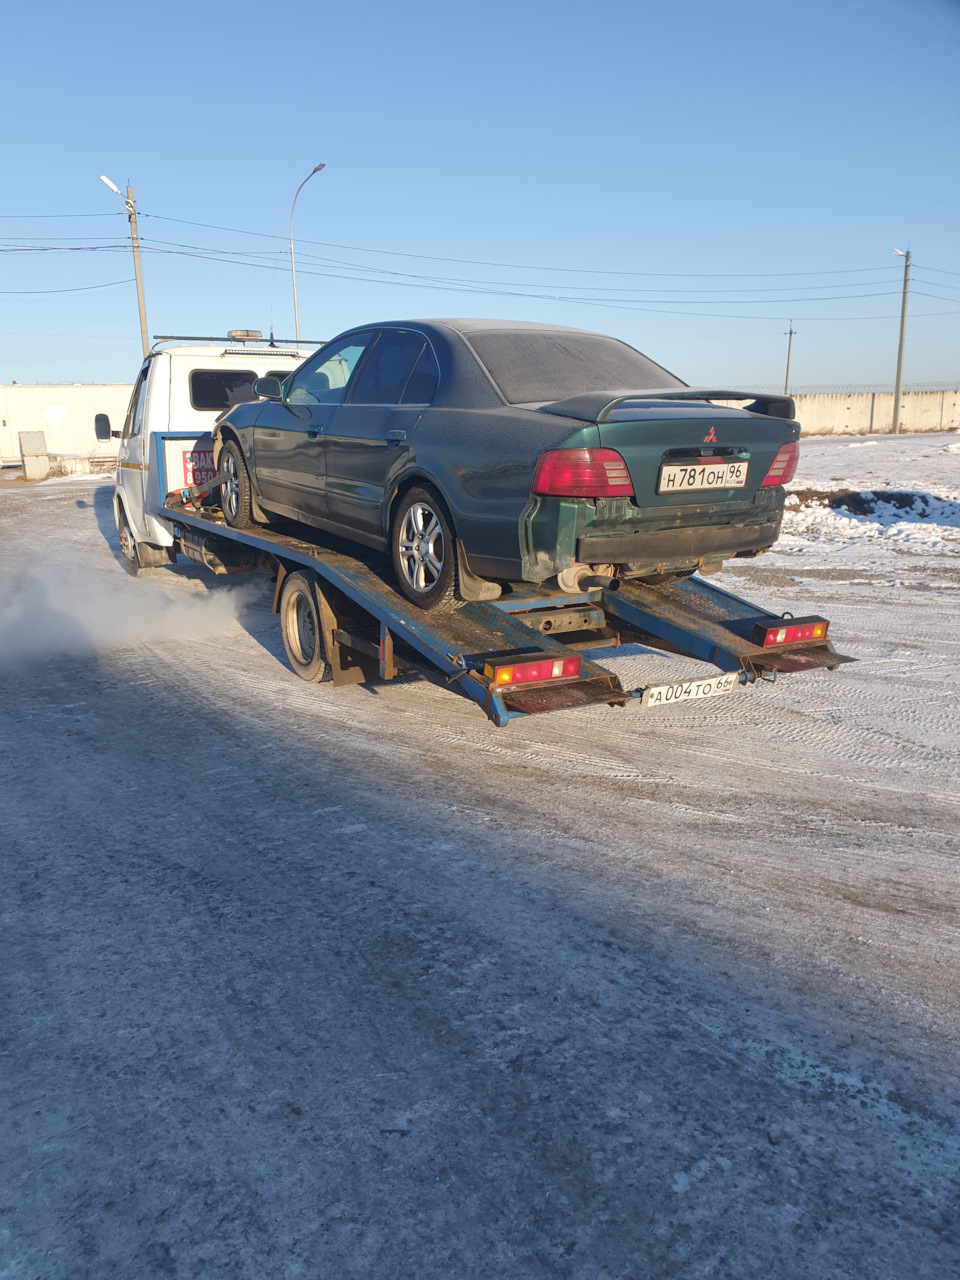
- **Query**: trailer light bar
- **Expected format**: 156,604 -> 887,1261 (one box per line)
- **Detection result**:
484,653 -> 583,686
753,616 -> 829,647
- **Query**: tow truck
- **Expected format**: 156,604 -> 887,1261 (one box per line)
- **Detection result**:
96,334 -> 853,728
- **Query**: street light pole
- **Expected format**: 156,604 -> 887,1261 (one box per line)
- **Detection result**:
891,248 -> 911,435
784,321 -> 795,395
289,163 -> 326,344
100,175 -> 149,357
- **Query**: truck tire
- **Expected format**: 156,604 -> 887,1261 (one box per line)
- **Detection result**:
117,507 -> 151,578
280,571 -> 332,683
220,439 -> 256,529
391,485 -> 460,611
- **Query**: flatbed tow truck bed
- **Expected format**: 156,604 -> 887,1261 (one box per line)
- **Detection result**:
163,498 -> 853,729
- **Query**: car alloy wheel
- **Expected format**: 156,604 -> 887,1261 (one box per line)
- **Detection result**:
391,486 -> 459,610
221,448 -> 239,520
398,501 -> 446,594
218,439 -> 256,529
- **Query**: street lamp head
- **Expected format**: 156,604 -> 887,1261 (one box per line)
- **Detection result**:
100,174 -> 122,196
892,248 -> 906,257
312,163 -> 326,173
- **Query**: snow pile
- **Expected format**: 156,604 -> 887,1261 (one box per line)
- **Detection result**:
768,434 -> 960,569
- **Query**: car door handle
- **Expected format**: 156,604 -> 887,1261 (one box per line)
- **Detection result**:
386,430 -> 406,448
307,428 -> 320,439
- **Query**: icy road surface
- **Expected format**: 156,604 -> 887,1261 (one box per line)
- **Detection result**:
2,434 -> 959,1279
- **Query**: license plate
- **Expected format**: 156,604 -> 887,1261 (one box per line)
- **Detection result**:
641,672 -> 738,708
657,458 -> 748,493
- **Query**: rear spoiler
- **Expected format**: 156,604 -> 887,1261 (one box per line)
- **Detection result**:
541,388 -> 797,423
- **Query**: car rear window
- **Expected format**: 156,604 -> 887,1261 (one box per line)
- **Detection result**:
189,369 -> 260,411
465,332 -> 684,404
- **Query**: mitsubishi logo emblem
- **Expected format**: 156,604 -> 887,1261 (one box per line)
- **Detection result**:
703,426 -> 717,443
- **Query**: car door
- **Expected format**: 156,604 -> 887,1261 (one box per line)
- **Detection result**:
324,330 -> 440,540
253,333 -> 374,522
116,363 -> 150,538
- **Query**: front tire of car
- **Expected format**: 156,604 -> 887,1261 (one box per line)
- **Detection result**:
219,439 -> 256,530
391,486 -> 460,611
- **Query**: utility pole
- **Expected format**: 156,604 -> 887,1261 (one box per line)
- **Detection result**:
100,176 -> 149,357
891,249 -> 911,435
289,163 -> 326,344
784,321 -> 795,395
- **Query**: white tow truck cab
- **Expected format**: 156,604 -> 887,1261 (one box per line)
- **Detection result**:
95,332 -> 313,570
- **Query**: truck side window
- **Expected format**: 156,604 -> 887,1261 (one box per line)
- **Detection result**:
122,370 -> 149,440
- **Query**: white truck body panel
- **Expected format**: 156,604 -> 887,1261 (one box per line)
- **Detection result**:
113,342 -> 311,546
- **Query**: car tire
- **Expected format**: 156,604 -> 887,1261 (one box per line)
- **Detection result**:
391,486 -> 459,611
279,571 -> 332,683
117,506 -> 150,577
219,439 -> 256,529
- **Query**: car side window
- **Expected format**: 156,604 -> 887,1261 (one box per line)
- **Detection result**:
122,369 -> 149,439
349,330 -> 428,406
286,334 -> 374,406
401,343 -> 440,405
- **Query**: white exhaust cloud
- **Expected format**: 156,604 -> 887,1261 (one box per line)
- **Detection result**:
0,554 -> 255,665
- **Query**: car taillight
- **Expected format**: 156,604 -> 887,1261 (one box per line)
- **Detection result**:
760,441 -> 800,487
484,653 -> 583,686
752,616 -> 829,647
532,449 -> 634,498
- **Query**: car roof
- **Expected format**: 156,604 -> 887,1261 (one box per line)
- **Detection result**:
355,318 -> 604,337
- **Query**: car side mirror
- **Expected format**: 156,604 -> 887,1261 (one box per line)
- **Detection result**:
253,376 -> 283,401
94,413 -> 113,441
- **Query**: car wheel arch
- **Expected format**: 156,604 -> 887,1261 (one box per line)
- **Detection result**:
212,423 -> 245,468
384,470 -> 452,539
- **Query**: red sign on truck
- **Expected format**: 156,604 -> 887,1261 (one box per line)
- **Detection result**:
183,449 -> 215,486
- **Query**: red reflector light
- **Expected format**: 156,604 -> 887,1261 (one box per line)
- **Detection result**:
483,653 -> 583,686
761,441 -> 800,487
532,448 -> 634,498
752,616 -> 829,647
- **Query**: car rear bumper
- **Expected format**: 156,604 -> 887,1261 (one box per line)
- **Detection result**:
578,519 -> 780,567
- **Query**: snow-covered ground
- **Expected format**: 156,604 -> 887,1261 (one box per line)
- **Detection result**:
1,435 -> 959,1279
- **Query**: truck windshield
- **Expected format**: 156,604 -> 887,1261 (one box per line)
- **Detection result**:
466,332 -> 685,405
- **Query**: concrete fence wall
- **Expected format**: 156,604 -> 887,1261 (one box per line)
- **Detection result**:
792,389 -> 959,436
0,384 -> 133,467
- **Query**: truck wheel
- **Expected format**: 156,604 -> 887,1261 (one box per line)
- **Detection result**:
117,508 -> 150,578
391,486 -> 459,611
280,572 -> 332,682
220,439 -> 256,529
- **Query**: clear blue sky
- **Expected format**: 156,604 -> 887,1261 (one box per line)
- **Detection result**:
3,0 -> 958,389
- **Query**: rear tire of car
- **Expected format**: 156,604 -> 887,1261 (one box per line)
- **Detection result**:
391,486 -> 460,611
117,507 -> 151,578
219,439 -> 256,530
279,571 -> 332,683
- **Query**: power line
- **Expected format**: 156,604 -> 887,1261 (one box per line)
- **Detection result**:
137,212 -> 909,280
0,211 -> 124,219
0,278 -> 135,294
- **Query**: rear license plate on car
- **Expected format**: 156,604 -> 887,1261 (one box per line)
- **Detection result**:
657,459 -> 748,493
641,672 -> 738,708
